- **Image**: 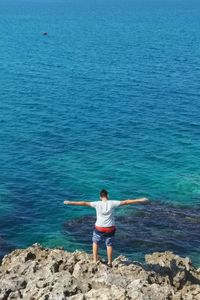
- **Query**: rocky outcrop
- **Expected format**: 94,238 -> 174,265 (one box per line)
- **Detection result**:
0,244 -> 199,300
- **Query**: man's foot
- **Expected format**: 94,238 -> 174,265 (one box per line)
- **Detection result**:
93,260 -> 100,265
107,262 -> 112,268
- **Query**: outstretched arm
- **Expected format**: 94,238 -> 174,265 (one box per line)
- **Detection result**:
120,197 -> 149,206
63,201 -> 91,207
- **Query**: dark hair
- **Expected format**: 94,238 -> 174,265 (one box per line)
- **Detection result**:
100,189 -> 108,198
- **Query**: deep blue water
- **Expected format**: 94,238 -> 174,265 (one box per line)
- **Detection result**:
0,0 -> 200,265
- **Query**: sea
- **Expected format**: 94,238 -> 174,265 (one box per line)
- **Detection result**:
0,0 -> 200,266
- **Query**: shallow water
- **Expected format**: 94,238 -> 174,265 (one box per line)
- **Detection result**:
0,0 -> 200,264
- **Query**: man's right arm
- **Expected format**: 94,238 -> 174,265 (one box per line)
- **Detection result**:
120,198 -> 149,206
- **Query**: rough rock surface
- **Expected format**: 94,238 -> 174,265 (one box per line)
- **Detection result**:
0,244 -> 199,300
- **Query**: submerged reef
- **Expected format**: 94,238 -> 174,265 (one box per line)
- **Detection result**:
63,201 -> 200,264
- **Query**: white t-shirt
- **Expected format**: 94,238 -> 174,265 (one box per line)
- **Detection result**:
90,200 -> 121,227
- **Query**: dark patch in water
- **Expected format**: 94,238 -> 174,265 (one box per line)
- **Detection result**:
0,236 -> 16,262
63,202 -> 200,261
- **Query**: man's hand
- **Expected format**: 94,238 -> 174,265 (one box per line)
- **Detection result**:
139,197 -> 149,203
64,201 -> 69,205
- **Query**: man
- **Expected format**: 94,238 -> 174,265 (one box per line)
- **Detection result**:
64,189 -> 149,267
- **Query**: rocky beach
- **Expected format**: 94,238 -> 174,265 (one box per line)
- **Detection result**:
0,244 -> 199,300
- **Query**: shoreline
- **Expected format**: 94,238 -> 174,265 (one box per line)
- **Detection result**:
0,243 -> 200,299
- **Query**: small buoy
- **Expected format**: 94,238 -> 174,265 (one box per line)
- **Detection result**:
43,32 -> 48,36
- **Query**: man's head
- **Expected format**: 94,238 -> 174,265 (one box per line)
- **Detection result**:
100,189 -> 108,200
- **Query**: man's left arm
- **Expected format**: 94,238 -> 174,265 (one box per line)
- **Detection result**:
64,201 -> 91,207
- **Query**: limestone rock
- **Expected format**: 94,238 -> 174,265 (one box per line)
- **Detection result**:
0,244 -> 199,300
145,251 -> 200,291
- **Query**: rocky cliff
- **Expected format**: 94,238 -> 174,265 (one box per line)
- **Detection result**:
0,244 -> 199,300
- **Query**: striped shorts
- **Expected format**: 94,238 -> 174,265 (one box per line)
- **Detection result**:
92,229 -> 115,246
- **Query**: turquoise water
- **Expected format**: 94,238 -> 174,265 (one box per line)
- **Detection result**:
0,0 -> 200,265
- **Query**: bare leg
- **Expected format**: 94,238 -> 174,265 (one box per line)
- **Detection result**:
93,242 -> 99,263
107,246 -> 113,265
